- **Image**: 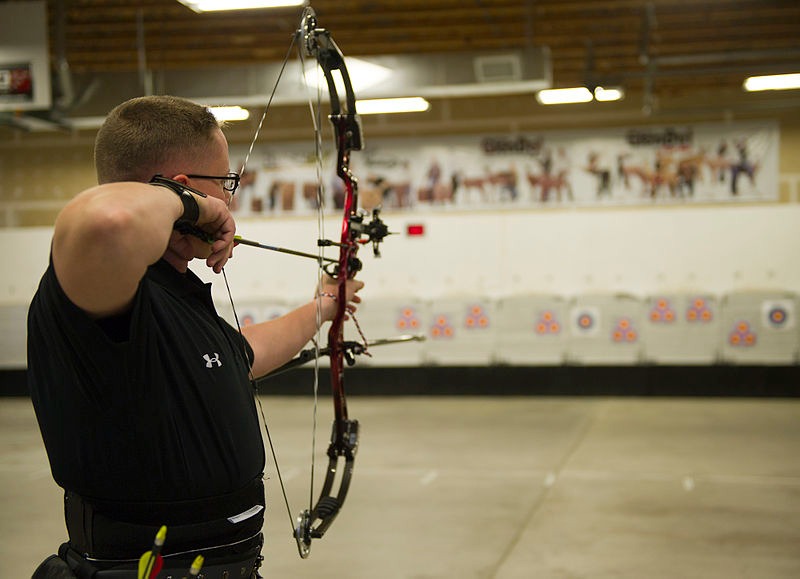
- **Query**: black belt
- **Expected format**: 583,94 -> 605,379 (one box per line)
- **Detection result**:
58,535 -> 263,579
65,477 -> 265,560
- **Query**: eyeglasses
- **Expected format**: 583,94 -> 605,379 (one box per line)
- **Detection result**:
185,172 -> 241,195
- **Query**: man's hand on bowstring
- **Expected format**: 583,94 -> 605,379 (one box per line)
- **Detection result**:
170,192 -> 237,274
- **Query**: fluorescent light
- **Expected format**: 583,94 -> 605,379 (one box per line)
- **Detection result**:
594,86 -> 624,102
210,106 -> 250,122
743,73 -> 800,92
355,97 -> 430,115
177,0 -> 303,12
536,87 -> 593,105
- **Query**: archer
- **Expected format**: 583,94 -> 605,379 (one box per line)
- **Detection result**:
28,94 -> 363,578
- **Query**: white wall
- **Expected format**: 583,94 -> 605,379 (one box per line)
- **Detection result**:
2,203 -> 798,367
200,203 -> 800,303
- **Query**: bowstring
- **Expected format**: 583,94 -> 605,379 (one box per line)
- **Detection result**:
239,28 -> 297,177
223,5 -> 354,549
222,20 -> 307,539
224,3 -> 333,542
300,25 -> 329,518
223,270 -> 296,534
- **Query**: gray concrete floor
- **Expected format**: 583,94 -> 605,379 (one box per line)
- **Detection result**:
1,396 -> 799,578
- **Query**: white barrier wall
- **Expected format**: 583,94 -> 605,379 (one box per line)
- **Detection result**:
2,203 -> 799,367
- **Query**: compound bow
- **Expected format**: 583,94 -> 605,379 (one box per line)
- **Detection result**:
290,6 -> 390,558
235,5 -> 393,559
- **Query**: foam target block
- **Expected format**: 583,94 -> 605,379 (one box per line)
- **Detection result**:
342,297 -> 428,366
643,294 -> 721,364
567,294 -> 644,364
493,294 -> 568,364
720,291 -> 798,364
423,297 -> 496,365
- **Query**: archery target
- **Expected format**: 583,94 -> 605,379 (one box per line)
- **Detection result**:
649,298 -> 676,323
721,292 -> 798,363
494,295 -> 568,365
430,314 -> 455,339
396,306 -> 421,331
535,309 -> 561,335
761,299 -> 794,331
567,295 -> 643,363
728,320 -> 757,347
571,307 -> 600,336
611,317 -> 638,343
643,294 -> 720,363
686,296 -> 714,323
464,304 -> 490,329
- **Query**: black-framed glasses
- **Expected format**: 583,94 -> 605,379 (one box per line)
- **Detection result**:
186,172 -> 241,194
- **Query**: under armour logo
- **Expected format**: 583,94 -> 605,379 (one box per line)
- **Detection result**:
203,353 -> 222,368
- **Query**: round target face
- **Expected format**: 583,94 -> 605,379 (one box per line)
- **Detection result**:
577,313 -> 594,330
768,306 -> 788,327
761,300 -> 794,331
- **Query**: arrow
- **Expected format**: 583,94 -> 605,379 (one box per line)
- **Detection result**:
234,235 -> 339,265
188,555 -> 204,577
138,525 -> 167,579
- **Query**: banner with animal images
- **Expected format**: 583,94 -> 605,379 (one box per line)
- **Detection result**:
229,120 -> 778,215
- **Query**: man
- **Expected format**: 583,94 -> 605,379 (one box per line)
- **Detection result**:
28,95 -> 363,577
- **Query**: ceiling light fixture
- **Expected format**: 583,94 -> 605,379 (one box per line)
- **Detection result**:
535,87 -> 593,105
210,105 -> 250,122
743,73 -> 800,92
356,97 -> 430,115
594,86 -> 624,102
177,0 -> 304,13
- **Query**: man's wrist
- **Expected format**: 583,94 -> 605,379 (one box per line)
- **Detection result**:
149,175 -> 206,225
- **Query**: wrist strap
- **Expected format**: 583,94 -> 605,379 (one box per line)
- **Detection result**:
149,175 -> 206,226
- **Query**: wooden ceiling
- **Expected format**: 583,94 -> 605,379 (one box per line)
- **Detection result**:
6,0 -> 800,138
49,0 -> 799,90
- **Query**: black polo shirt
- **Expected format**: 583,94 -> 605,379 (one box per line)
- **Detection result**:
28,258 -> 265,504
